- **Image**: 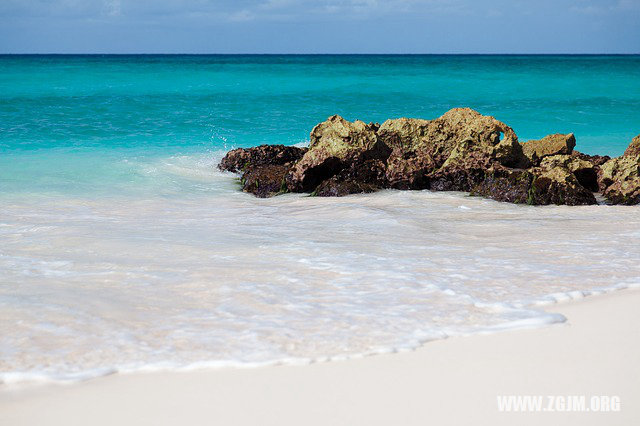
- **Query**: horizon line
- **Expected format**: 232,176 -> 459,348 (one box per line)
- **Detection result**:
1,52 -> 639,56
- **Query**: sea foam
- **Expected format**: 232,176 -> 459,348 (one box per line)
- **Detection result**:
1,156 -> 639,386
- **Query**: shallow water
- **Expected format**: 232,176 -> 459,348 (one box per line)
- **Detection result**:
2,153 -> 640,384
1,55 -> 639,384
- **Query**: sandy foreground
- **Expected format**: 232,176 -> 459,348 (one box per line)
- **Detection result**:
1,288 -> 639,426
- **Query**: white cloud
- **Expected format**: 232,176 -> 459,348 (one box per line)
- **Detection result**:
103,0 -> 121,17
228,9 -> 256,22
570,0 -> 640,15
615,0 -> 640,11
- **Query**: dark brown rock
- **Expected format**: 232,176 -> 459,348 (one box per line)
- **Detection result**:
471,167 -> 534,204
240,164 -> 289,198
218,145 -> 307,198
471,160 -> 597,206
314,177 -> 379,197
429,168 -> 488,192
313,159 -> 387,197
219,144 -> 307,173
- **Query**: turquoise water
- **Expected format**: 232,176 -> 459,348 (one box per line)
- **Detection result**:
1,54 -> 639,195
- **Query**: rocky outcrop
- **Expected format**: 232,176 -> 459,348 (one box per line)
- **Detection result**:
218,110 -> 639,206
219,145 -> 307,198
571,151 -> 611,167
521,133 -> 576,166
377,118 -> 436,189
470,159 -> 597,206
219,144 -> 307,174
285,115 -> 388,193
623,135 -> 640,157
540,155 -> 599,193
529,161 -> 597,205
313,158 -> 387,197
239,164 -> 289,198
381,108 -> 529,191
314,175 -> 379,197
470,167 -> 534,204
598,135 -> 640,205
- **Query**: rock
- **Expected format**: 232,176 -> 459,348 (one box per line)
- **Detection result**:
571,151 -> 611,167
470,167 -> 534,204
218,110 -> 637,206
599,158 -> 640,205
471,161 -> 597,206
597,135 -> 640,205
521,133 -> 576,165
380,108 -> 529,191
219,144 -> 307,173
314,177 -> 379,197
240,164 -> 289,198
218,145 -> 307,198
313,159 -> 387,197
570,151 -> 611,191
540,155 -> 599,192
285,115 -> 389,192
528,161 -> 597,205
376,118 -> 435,189
429,168 -> 488,192
623,134 -> 640,157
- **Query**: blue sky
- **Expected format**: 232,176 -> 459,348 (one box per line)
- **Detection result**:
1,0 -> 639,53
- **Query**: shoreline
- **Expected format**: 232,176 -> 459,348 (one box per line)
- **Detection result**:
2,287 -> 639,425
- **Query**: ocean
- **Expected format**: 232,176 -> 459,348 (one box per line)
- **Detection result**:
1,55 -> 639,384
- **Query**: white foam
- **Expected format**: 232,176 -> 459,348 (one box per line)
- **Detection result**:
1,158 -> 639,386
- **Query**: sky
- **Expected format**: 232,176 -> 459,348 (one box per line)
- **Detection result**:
0,0 -> 639,53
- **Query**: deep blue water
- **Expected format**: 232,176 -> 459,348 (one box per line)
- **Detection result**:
1,54 -> 639,195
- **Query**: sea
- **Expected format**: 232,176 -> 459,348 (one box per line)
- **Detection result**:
1,54 -> 639,385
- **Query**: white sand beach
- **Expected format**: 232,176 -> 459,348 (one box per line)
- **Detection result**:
2,288 -> 638,426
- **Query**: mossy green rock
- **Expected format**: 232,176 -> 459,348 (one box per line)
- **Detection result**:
285,115 -> 387,192
529,163 -> 597,205
599,139 -> 640,205
521,133 -> 576,166
540,154 -> 599,192
623,134 -> 640,158
381,108 -> 529,190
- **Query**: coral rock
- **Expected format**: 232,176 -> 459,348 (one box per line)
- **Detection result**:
381,108 -> 529,191
599,153 -> 640,205
285,115 -> 389,192
623,134 -> 640,158
521,133 -> 576,165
